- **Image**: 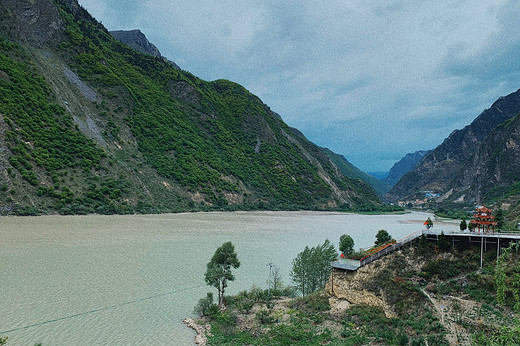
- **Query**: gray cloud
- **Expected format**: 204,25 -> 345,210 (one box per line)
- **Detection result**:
78,0 -> 519,171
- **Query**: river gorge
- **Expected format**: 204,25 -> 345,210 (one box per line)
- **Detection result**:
0,211 -> 458,345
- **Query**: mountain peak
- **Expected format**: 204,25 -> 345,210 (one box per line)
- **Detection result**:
110,29 -> 180,69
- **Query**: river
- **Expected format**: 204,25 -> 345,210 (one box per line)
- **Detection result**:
0,211 -> 458,345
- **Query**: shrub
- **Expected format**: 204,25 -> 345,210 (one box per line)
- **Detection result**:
193,292 -> 217,316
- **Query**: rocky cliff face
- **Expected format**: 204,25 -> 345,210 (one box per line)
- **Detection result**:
0,0 -> 65,46
384,150 -> 431,187
110,29 -> 180,69
445,114 -> 520,205
387,89 -> 520,203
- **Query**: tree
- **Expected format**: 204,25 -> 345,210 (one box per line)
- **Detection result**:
424,217 -> 433,229
204,241 -> 240,308
375,229 -> 392,246
459,219 -> 467,231
339,234 -> 354,257
468,221 -> 474,232
495,208 -> 505,231
290,239 -> 338,296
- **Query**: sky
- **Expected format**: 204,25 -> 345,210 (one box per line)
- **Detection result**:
77,0 -> 520,172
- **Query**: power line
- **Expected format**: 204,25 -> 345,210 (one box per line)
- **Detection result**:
0,284 -> 203,335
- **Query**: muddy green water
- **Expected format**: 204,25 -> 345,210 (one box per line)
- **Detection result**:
0,211 -> 457,345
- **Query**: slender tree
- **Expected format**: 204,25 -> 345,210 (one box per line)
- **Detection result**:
460,219 -> 467,231
204,241 -> 240,308
290,239 -> 337,296
495,208 -> 505,231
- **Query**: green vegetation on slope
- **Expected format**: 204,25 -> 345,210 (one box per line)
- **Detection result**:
51,1 -> 380,210
321,147 -> 392,195
0,37 -> 134,215
0,0 -> 381,214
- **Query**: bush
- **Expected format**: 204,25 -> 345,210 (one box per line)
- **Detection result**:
375,229 -> 392,246
193,292 -> 217,316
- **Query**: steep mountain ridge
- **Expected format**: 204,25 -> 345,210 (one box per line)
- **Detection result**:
320,147 -> 391,196
0,0 -> 380,214
387,89 -> 520,204
443,113 -> 520,207
384,150 -> 431,187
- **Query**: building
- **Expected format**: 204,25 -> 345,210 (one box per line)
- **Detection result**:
470,206 -> 497,233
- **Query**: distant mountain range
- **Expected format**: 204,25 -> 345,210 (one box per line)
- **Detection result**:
386,88 -> 520,217
383,150 -> 431,187
0,0 -> 382,214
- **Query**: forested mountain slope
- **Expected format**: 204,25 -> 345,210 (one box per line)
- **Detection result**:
0,0 -> 380,214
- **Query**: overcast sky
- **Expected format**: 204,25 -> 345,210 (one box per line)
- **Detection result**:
77,0 -> 520,172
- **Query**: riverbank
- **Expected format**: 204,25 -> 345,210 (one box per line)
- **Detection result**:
183,318 -> 211,345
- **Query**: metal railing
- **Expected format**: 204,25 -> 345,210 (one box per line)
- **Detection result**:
359,231 -> 422,268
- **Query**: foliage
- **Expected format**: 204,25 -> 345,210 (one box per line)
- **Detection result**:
420,251 -> 479,280
494,208 -> 505,231
460,219 -> 467,231
437,232 -> 451,252
0,336 -> 6,345
375,229 -> 392,246
290,239 -> 337,296
45,2 -> 383,212
434,208 -> 468,220
424,217 -> 433,229
473,243 -> 520,344
194,292 -> 217,316
204,242 -> 240,307
288,291 -> 330,319
339,234 -> 354,256
343,302 -> 445,345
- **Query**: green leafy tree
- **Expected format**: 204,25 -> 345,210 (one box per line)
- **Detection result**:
290,239 -> 338,296
468,221 -> 474,232
424,217 -> 433,229
339,234 -> 355,257
204,241 -> 240,308
0,336 -> 7,345
375,229 -> 392,246
459,219 -> 467,231
494,208 -> 505,231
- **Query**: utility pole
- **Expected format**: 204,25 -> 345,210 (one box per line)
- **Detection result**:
267,262 -> 273,298
480,236 -> 484,269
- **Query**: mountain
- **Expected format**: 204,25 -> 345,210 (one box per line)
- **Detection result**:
443,113 -> 520,208
386,89 -> 520,207
384,150 -> 431,187
320,148 -> 391,195
110,29 -> 180,69
0,0 -> 381,214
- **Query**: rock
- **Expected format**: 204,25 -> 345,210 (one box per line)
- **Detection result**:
182,318 -> 211,345
110,29 -> 180,69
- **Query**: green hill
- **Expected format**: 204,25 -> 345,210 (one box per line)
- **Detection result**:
0,0 -> 381,215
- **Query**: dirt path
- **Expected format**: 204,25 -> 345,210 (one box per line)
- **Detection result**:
420,288 -> 472,345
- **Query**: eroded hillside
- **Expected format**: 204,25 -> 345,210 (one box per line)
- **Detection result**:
0,0 -> 381,214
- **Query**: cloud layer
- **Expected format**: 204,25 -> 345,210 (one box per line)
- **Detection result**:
78,0 -> 520,171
